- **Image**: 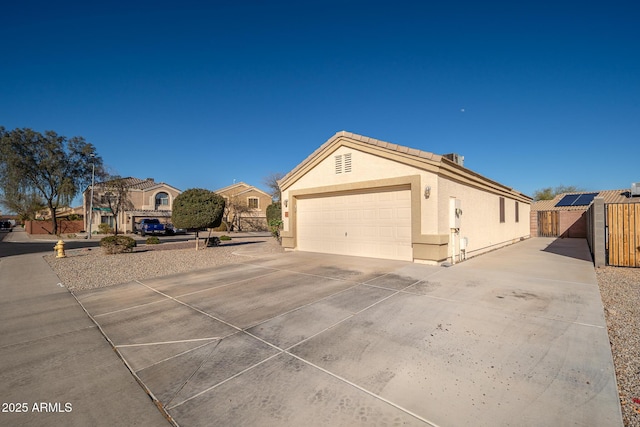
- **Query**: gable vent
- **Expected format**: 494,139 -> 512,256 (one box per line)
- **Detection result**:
335,155 -> 343,174
344,153 -> 352,173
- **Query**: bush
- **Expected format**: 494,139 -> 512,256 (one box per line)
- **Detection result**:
206,236 -> 221,247
100,235 -> 137,254
98,223 -> 114,234
146,236 -> 161,245
266,202 -> 282,224
219,235 -> 232,241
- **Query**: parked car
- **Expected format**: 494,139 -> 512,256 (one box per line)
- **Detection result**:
164,223 -> 187,235
0,221 -> 12,232
134,218 -> 165,236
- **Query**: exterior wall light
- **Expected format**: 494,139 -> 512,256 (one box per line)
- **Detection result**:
424,186 -> 431,199
284,199 -> 288,208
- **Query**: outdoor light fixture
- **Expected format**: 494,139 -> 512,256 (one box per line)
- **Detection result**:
424,185 -> 431,199
284,199 -> 288,208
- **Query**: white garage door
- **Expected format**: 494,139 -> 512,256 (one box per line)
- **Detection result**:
296,188 -> 412,261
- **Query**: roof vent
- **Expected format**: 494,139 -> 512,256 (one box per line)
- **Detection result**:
631,182 -> 640,197
443,153 -> 464,167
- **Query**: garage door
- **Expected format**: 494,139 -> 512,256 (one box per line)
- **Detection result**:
296,188 -> 412,261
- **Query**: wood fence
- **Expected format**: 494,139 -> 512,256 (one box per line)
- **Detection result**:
606,203 -> 640,267
537,211 -> 559,237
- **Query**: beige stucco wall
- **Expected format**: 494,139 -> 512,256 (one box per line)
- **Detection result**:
437,176 -> 531,260
280,137 -> 531,264
282,145 -> 439,236
83,183 -> 181,234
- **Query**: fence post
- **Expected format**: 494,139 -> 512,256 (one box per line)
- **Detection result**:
592,198 -> 606,267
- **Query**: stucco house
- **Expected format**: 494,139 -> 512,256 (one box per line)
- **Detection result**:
278,131 -> 531,264
214,182 -> 273,231
83,177 -> 181,234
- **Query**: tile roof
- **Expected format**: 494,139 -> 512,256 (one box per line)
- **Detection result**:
532,189 -> 639,211
95,177 -> 174,191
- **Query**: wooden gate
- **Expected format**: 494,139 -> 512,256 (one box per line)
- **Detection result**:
606,203 -> 640,267
537,211 -> 560,237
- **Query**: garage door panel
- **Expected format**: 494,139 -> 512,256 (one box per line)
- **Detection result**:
297,189 -> 412,261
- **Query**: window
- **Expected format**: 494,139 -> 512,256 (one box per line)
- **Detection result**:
334,153 -> 352,174
248,197 -> 259,209
155,192 -> 169,207
515,201 -> 519,223
100,215 -> 114,227
499,197 -> 505,223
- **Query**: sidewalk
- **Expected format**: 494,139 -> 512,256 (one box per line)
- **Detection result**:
0,249 -> 170,426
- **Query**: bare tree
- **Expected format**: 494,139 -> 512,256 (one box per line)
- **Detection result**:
223,193 -> 251,231
262,172 -> 284,203
100,176 -> 134,235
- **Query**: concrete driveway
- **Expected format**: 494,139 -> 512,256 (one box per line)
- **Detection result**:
74,238 -> 623,426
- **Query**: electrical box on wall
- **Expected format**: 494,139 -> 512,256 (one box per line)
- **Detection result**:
449,198 -> 462,229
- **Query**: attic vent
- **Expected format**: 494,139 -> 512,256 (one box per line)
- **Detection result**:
632,182 -> 640,197
334,153 -> 352,174
344,153 -> 352,173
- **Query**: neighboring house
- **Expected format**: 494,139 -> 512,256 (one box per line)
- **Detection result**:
531,188 -> 638,238
214,182 -> 273,231
83,177 -> 181,233
37,205 -> 84,220
278,131 -> 531,264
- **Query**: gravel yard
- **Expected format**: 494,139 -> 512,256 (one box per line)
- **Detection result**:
45,238 -> 640,426
596,267 -> 640,427
45,236 -> 285,292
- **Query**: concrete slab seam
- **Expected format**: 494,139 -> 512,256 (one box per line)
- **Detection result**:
164,339 -> 222,409
134,339 -> 221,373
282,287 -> 413,352
287,351 -> 442,427
93,298 -> 167,318
166,351 -> 284,410
172,270 -> 281,299
243,282 -> 367,331
68,290 -> 179,427
134,280 -> 244,333
117,337 -> 222,348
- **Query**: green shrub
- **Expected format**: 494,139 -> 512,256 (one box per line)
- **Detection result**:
146,236 -> 161,245
219,235 -> 232,241
266,202 -> 282,224
98,223 -> 114,234
100,235 -> 137,254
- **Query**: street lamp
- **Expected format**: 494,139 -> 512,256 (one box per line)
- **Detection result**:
88,154 -> 95,239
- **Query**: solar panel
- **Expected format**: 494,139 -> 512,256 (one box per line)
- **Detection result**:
555,194 -> 580,207
573,192 -> 599,206
555,192 -> 599,207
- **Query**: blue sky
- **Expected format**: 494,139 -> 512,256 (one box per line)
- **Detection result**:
2,1 -> 639,203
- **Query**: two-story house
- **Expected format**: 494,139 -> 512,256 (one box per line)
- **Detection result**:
83,177 -> 181,234
214,182 -> 273,231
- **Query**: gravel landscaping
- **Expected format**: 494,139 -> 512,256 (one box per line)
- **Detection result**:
596,267 -> 640,427
45,235 -> 285,291
44,237 -> 640,426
